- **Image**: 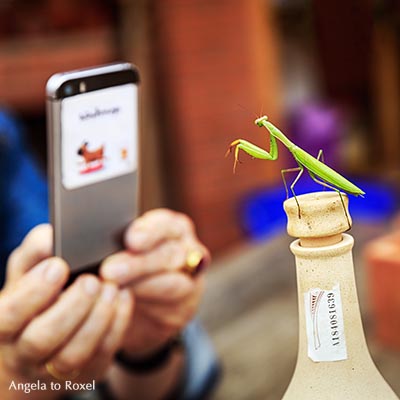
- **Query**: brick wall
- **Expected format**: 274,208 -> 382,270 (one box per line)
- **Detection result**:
151,0 -> 285,253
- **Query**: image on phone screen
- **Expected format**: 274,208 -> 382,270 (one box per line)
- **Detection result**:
61,83 -> 138,190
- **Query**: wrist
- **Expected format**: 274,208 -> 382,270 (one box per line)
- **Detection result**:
121,338 -> 174,359
115,335 -> 184,374
107,348 -> 185,400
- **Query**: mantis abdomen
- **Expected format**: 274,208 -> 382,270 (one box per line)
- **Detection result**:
293,148 -> 364,197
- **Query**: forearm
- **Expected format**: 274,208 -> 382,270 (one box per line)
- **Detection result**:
106,351 -> 184,400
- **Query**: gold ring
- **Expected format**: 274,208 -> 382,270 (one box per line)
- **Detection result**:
182,250 -> 205,276
46,362 -> 81,381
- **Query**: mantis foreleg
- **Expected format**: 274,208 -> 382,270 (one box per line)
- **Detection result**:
226,135 -> 278,173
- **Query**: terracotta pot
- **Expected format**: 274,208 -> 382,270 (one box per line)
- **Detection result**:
365,231 -> 400,350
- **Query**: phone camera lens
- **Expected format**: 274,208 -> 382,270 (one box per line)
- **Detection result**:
64,85 -> 73,95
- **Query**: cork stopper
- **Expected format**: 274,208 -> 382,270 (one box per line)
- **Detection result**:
283,191 -> 352,247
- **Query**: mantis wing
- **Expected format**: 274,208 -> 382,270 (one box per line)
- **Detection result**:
293,148 -> 365,196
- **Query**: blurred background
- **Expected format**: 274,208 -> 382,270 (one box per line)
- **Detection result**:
0,0 -> 399,399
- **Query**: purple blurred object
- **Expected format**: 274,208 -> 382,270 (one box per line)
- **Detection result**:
290,103 -> 344,171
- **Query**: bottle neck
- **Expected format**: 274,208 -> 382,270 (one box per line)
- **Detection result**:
291,234 -> 371,366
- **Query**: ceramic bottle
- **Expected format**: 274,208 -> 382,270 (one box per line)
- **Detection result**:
282,192 -> 398,400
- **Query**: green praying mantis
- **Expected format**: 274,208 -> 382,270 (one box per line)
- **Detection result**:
225,116 -> 365,225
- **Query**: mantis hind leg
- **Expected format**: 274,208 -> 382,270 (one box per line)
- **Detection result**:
281,165 -> 304,219
307,171 -> 351,230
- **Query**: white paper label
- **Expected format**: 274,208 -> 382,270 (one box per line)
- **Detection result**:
61,84 -> 138,190
304,284 -> 347,362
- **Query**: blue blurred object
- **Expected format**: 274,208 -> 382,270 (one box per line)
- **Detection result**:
239,178 -> 398,241
239,185 -> 287,241
348,180 -> 398,223
0,110 -> 48,284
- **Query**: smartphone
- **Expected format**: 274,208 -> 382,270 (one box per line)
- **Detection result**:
46,63 -> 140,273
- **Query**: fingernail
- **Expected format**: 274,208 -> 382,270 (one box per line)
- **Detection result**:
82,276 -> 100,296
44,261 -> 64,283
103,263 -> 129,280
101,284 -> 117,303
127,230 -> 148,249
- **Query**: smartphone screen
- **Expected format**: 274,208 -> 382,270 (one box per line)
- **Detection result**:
61,84 -> 138,190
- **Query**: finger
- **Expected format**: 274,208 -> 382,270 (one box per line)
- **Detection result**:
95,290 -> 133,362
136,302 -> 194,333
136,277 -> 204,330
15,275 -> 101,363
0,258 -> 69,342
101,237 -> 209,285
125,209 -> 196,252
120,312 -> 178,355
72,290 -> 133,381
101,240 -> 186,285
133,272 -> 197,303
6,224 -> 53,284
49,284 -> 118,373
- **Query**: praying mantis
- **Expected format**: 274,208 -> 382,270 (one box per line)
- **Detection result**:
225,116 -> 365,224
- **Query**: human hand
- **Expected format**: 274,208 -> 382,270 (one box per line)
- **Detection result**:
0,225 -> 133,388
100,209 -> 210,357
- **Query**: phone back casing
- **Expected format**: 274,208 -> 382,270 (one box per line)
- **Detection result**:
47,63 -> 139,272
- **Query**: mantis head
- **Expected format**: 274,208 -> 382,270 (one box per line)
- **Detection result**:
255,115 -> 268,127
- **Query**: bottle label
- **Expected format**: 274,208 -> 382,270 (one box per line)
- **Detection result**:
304,284 -> 347,362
